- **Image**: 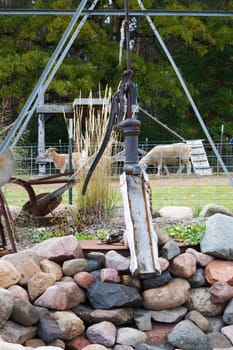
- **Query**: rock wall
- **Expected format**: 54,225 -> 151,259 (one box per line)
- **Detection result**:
1,213 -> 233,350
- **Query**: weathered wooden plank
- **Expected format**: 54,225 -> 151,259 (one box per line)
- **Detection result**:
73,98 -> 110,106
120,171 -> 160,276
36,104 -> 73,114
187,139 -> 212,175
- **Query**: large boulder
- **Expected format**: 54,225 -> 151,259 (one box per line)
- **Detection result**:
30,235 -> 84,263
200,214 -> 233,260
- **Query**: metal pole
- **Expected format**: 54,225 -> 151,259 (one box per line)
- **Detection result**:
0,10 -> 233,17
137,0 -> 233,186
139,106 -> 186,142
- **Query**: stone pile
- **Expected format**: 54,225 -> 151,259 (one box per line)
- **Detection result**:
1,209 -> 233,350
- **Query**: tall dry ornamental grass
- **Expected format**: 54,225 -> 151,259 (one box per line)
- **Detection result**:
73,88 -> 119,227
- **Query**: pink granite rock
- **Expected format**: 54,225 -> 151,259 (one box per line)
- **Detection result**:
158,257 -> 169,272
145,323 -> 175,345
34,281 -> 85,310
31,235 -> 84,263
74,271 -> 95,289
100,268 -> 121,283
66,334 -> 91,350
86,321 -> 116,347
169,253 -> 196,278
209,281 -> 233,303
186,248 -> 214,267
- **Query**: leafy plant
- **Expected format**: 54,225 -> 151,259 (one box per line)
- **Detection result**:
96,228 -> 112,240
75,232 -> 94,240
75,228 -> 112,241
32,228 -> 52,243
165,222 -> 206,246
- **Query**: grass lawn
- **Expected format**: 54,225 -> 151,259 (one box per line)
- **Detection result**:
2,174 -> 233,215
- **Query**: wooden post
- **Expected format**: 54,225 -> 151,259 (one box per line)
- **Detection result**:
37,114 -> 46,176
68,118 -> 73,204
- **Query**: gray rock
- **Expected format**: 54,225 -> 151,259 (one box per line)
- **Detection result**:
200,214 -> 233,260
187,267 -> 206,287
207,332 -> 232,349
11,299 -> 39,326
72,304 -> 95,325
142,271 -> 172,290
86,258 -> 104,272
116,327 -> 147,346
161,240 -> 180,260
206,316 -> 225,332
133,309 -> 152,331
223,298 -> 233,324
186,287 -> 225,316
167,319 -> 208,350
62,258 -> 87,276
135,345 -> 173,350
114,345 -> 134,350
199,203 -> 232,218
86,252 -> 105,267
0,287 -> 14,327
37,309 -> 62,342
87,280 -> 142,309
90,308 -> 133,326
151,306 -> 187,323
90,270 -> 101,281
0,320 -> 36,344
105,250 -> 130,272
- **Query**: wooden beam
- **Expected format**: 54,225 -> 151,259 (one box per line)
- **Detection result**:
36,98 -> 111,115
36,104 -> 73,114
73,98 -> 110,105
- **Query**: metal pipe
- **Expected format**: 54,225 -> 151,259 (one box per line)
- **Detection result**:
139,106 -> 186,142
125,0 -> 131,71
0,10 -> 232,17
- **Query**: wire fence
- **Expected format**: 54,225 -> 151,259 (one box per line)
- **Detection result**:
9,141 -> 233,212
14,141 -> 233,175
